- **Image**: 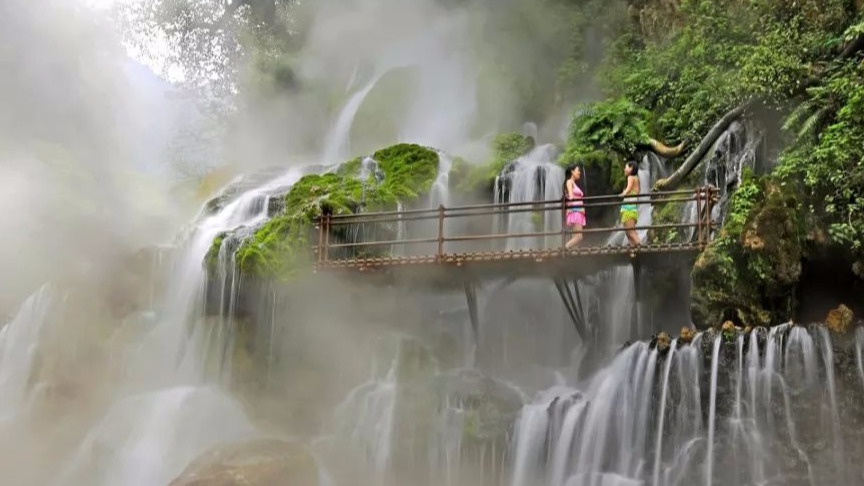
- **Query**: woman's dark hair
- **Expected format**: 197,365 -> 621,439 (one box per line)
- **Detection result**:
562,164 -> 584,196
625,160 -> 639,177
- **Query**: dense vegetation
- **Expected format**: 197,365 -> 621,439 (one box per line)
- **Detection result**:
559,0 -> 864,326
143,0 -> 863,325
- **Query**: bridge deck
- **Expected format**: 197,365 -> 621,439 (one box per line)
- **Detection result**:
317,242 -> 702,287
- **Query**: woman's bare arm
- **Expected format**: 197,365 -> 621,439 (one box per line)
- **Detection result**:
620,176 -> 635,197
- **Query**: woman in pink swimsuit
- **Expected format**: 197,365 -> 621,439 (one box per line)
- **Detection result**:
563,165 -> 586,249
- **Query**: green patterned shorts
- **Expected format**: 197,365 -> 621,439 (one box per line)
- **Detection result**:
620,206 -> 638,223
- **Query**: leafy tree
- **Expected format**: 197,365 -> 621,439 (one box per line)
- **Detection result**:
119,0 -> 300,97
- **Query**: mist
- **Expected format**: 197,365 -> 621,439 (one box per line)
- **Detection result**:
0,0 -> 198,314
227,0 -> 598,170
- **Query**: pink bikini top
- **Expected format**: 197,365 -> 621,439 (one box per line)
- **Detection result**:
568,183 -> 584,210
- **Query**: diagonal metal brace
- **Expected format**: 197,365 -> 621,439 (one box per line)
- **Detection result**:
553,278 -> 589,341
464,280 -> 480,346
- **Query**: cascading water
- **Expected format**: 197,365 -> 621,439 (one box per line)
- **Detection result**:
701,121 -> 764,227
508,325 -> 863,486
493,144 -> 564,250
430,151 -> 453,208
0,284 -> 57,420
856,327 -> 864,387
49,167 -> 309,486
322,70 -> 391,164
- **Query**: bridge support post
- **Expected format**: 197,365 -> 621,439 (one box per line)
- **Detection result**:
464,280 -> 480,346
553,278 -> 589,342
631,258 -> 642,337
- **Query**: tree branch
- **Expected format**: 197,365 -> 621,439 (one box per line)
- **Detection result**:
648,138 -> 685,157
208,0 -> 245,31
839,33 -> 864,60
653,99 -> 754,191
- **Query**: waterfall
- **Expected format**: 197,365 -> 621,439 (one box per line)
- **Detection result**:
430,151 -> 453,208
510,343 -> 659,486
855,327 -> 864,388
818,327 -> 846,483
507,324 -> 860,486
54,387 -> 254,486
322,70 -> 391,164
0,284 -> 57,419
358,156 -> 383,205
652,340 -> 677,486
704,334 -> 721,486
493,144 -> 564,250
49,167 -> 307,485
701,121 -> 763,226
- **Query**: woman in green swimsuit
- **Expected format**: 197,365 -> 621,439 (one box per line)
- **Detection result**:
620,161 -> 641,246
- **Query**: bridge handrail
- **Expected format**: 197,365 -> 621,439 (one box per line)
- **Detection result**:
325,188 -> 704,221
314,186 -> 718,265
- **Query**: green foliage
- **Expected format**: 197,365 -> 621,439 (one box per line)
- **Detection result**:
649,197 -> 686,244
603,0 -> 854,144
450,133 -> 535,196
491,133 -> 535,170
373,144 -> 441,203
205,232 -> 227,270
563,98 -> 650,157
559,99 -> 649,200
225,144 -> 440,278
691,172 -> 804,327
777,60 -> 864,253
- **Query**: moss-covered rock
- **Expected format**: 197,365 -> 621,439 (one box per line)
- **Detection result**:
210,143 -> 440,279
691,171 -> 804,328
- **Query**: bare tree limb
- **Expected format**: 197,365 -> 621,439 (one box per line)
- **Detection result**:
654,99 -> 754,191
839,33 -> 864,60
648,138 -> 685,157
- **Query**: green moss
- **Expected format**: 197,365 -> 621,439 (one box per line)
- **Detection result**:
373,143 -> 440,203
205,232 -> 227,272
227,143 -> 440,279
491,133 -> 535,167
691,171 -> 804,327
335,157 -> 363,177
649,195 -> 687,244
563,98 -> 651,159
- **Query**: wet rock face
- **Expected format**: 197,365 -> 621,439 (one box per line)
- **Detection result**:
168,439 -> 319,486
691,179 -> 802,328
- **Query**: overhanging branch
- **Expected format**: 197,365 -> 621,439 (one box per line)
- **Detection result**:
653,99 -> 754,191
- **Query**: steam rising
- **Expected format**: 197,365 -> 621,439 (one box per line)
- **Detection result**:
0,0 -> 188,313
228,0 -> 594,168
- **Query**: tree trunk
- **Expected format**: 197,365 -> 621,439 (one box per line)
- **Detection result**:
653,100 -> 753,191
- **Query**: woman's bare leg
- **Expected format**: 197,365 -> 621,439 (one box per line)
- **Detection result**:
565,224 -> 583,249
625,220 -> 640,246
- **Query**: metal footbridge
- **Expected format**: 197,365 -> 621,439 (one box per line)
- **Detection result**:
313,187 -> 718,341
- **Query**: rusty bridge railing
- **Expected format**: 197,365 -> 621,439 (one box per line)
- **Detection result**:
314,187 -> 718,270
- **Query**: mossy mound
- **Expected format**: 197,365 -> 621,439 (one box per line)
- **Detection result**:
210,143 -> 440,279
691,171 -> 804,327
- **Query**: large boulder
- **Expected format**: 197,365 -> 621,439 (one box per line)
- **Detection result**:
167,439 -> 319,486
691,177 -> 802,327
